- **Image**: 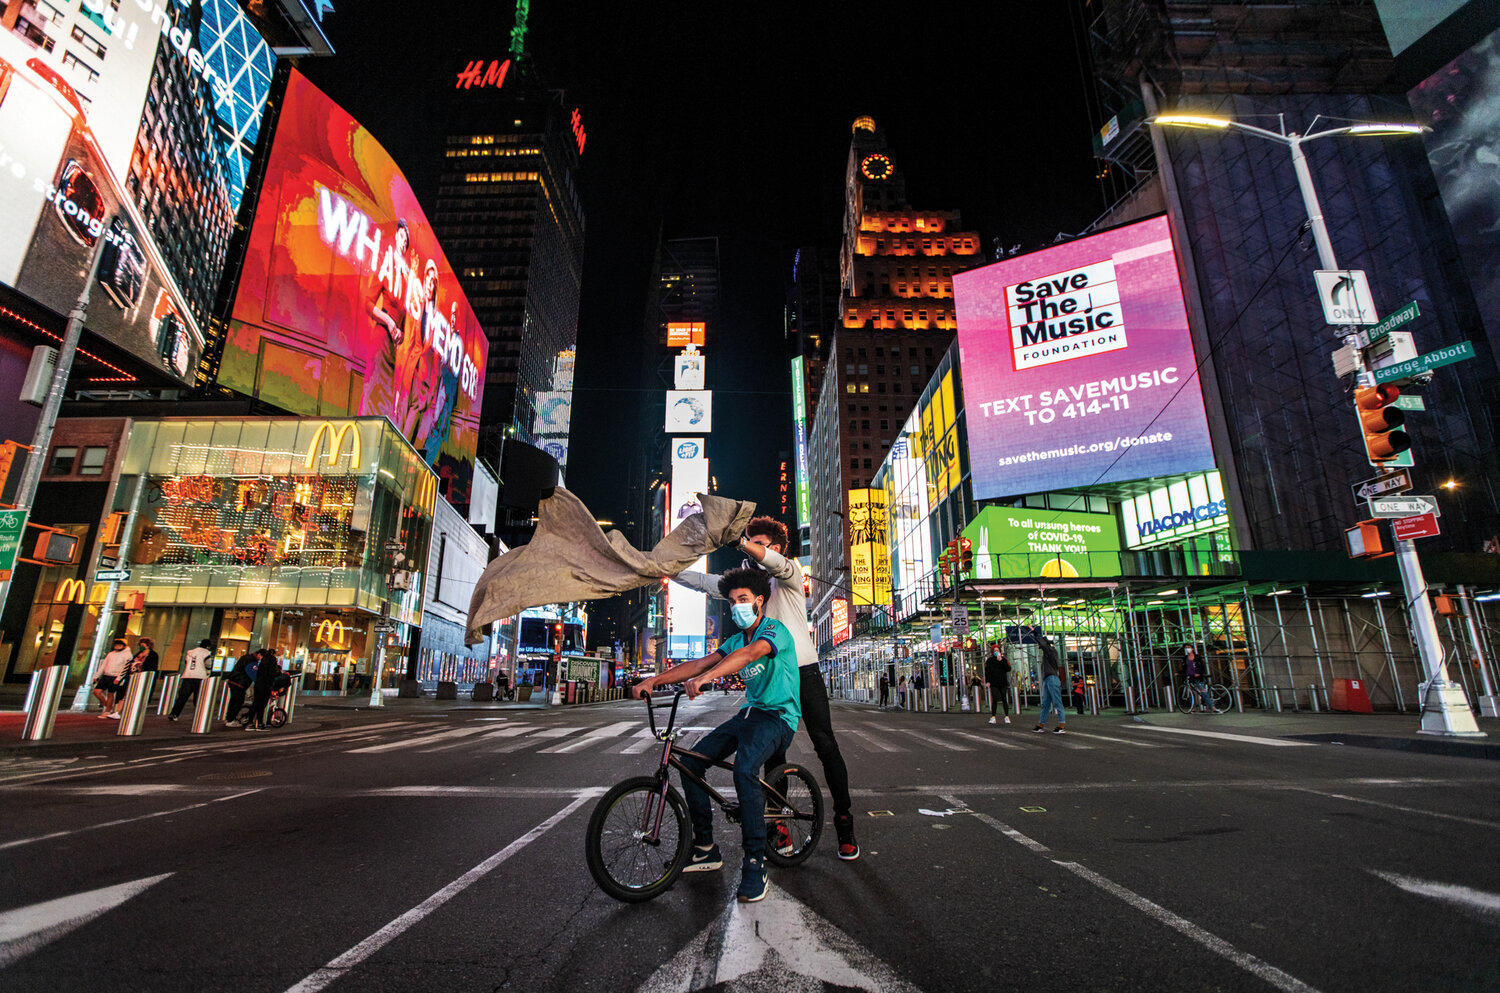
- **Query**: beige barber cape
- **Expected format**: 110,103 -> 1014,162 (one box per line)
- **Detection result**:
465,487 -> 755,644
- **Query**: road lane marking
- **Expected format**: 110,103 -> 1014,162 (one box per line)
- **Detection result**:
353,787 -> 606,798
539,721 -> 638,753
478,726 -> 536,738
1370,870 -> 1500,917
948,731 -> 1028,750
842,728 -> 905,752
950,797 -> 1325,993
413,727 -> 496,752
282,793 -> 594,993
1068,731 -> 1169,748
892,728 -> 970,751
615,729 -> 660,754
345,730 -> 467,754
1134,726 -> 1312,747
0,789 -> 262,851
0,872 -> 173,967
1292,788 -> 1500,831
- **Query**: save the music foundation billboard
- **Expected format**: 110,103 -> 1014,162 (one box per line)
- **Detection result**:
953,215 -> 1215,499
221,69 -> 487,505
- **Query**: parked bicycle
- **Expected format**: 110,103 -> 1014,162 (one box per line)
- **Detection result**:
584,690 -> 823,903
1179,679 -> 1231,714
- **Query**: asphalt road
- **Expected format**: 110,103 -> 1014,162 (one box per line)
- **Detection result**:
2,695 -> 1498,992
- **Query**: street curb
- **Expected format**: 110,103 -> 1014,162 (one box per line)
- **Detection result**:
1289,732 -> 1500,761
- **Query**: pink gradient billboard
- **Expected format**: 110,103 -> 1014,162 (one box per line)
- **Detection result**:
953,215 -> 1215,499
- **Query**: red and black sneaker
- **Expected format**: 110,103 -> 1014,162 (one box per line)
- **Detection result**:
771,821 -> 794,856
834,813 -> 860,861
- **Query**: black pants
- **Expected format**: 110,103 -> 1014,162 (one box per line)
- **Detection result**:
247,688 -> 271,728
767,667 -> 852,818
170,678 -> 202,718
225,682 -> 248,723
990,684 -> 1011,716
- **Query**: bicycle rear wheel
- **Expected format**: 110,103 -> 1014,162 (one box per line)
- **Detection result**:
267,705 -> 287,728
1210,684 -> 1232,713
762,763 -> 823,868
585,776 -> 691,903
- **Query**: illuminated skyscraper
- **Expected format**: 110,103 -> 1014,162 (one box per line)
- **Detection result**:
433,53 -> 586,473
807,117 -> 985,644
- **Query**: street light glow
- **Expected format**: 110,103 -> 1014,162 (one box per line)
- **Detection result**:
1151,114 -> 1231,129
1346,123 -> 1427,136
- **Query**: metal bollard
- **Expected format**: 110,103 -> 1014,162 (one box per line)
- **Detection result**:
116,672 -> 156,736
281,674 -> 304,724
1272,687 -> 1282,713
22,665 -> 71,741
1308,685 -> 1320,712
156,674 -> 181,716
1125,686 -> 1135,714
191,678 -> 225,734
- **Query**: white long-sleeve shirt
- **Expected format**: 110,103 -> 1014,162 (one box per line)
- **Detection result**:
674,547 -> 817,670
99,648 -> 133,678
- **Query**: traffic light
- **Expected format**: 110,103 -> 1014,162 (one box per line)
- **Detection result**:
1355,385 -> 1410,465
959,537 -> 973,573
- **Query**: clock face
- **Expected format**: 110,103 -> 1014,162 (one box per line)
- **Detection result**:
861,154 -> 892,181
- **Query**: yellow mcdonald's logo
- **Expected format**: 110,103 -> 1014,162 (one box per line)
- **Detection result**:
314,619 -> 348,648
415,472 -> 436,515
57,578 -> 87,604
304,422 -> 362,470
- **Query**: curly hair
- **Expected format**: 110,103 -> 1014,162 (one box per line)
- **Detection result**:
745,515 -> 790,550
718,566 -> 771,601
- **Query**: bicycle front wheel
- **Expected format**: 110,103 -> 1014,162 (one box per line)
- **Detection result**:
267,706 -> 287,728
585,777 -> 691,903
762,763 -> 824,867
1210,684 -> 1232,713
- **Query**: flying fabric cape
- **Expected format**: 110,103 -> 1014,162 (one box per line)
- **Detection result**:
465,487 -> 756,644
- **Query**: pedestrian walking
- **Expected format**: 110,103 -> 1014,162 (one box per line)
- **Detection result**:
133,637 -> 159,673
245,648 -> 282,731
1182,646 -> 1214,714
93,639 -> 133,718
878,673 -> 889,707
1032,628 -> 1067,733
225,649 -> 257,725
169,639 -> 214,720
1072,671 -> 1087,715
984,644 -> 1012,725
897,674 -> 907,708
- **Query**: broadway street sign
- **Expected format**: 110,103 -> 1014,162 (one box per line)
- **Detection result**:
1374,341 -> 1475,384
1362,300 -> 1419,346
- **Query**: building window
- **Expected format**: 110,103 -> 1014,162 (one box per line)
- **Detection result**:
69,23 -> 106,58
910,365 -> 920,376
858,364 -> 868,375
79,447 -> 108,476
849,459 -> 859,470
859,383 -> 870,393
60,50 -> 99,84
861,420 -> 870,430
863,459 -> 872,469
48,447 -> 77,475
846,384 -> 857,393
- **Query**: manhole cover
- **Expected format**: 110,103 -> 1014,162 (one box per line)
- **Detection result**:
197,770 -> 273,781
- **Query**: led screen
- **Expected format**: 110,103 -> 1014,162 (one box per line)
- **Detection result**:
0,1 -> 275,383
222,70 -> 487,505
667,448 -> 709,659
664,390 -> 712,433
961,506 -> 1121,580
953,215 -> 1215,498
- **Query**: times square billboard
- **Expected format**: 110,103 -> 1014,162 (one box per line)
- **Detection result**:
221,70 -> 488,505
952,215 -> 1215,499
0,0 -> 276,384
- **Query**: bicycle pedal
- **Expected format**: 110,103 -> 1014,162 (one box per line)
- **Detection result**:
723,804 -> 741,825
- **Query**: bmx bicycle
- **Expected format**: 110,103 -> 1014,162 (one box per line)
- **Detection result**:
584,689 -> 824,903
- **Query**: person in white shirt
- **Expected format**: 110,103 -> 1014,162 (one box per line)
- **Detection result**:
170,639 -> 215,721
93,639 -> 133,719
674,516 -> 860,861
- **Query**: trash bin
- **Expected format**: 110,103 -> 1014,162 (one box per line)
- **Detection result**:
1330,677 -> 1374,713
564,680 -> 577,704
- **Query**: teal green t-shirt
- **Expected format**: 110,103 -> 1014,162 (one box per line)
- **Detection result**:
717,617 -> 801,733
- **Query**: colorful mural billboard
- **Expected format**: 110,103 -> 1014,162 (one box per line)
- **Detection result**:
221,70 -> 487,505
953,215 -> 1215,498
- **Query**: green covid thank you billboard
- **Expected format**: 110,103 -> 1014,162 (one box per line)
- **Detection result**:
961,506 -> 1121,580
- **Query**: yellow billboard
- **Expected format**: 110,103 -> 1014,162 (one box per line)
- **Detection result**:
918,371 -> 960,499
847,488 -> 890,606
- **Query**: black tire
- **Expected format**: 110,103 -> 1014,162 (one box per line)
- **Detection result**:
762,763 -> 823,867
585,777 -> 691,903
267,705 -> 287,728
1210,684 -> 1232,714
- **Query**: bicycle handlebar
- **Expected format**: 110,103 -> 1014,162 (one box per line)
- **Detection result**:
642,689 -> 686,739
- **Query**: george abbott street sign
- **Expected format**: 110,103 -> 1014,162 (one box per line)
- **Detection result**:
1373,341 -> 1475,383
1368,495 -> 1439,519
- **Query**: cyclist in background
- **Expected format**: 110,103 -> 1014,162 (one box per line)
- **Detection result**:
632,566 -> 800,903
1182,646 -> 1215,714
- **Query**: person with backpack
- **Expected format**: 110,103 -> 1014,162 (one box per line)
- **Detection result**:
169,639 -> 214,721
984,644 -> 1012,725
224,649 -> 258,726
245,648 -> 282,731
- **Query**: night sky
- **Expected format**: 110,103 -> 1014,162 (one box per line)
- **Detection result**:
300,1 -> 1107,530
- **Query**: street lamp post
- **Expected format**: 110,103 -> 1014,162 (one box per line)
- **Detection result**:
1150,114 -> 1484,737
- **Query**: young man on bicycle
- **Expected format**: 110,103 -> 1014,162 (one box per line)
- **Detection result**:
632,566 -> 800,903
673,516 -> 860,860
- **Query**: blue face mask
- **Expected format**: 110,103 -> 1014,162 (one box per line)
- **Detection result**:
731,602 -> 758,629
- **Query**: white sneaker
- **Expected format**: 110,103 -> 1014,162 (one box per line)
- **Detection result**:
107,712 -> 121,720
1003,716 -> 1011,724
988,716 -> 997,725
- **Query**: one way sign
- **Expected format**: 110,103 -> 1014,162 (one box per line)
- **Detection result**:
1351,469 -> 1412,505
1369,495 -> 1440,518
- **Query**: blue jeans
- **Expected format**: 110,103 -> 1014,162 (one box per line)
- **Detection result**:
679,707 -> 795,861
1037,674 -> 1067,725
1189,678 -> 1214,711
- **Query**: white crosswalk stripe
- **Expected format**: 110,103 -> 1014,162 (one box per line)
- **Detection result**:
413,727 -> 496,752
538,721 -> 637,753
948,730 -> 1030,751
615,729 -> 660,754
842,728 -> 905,752
893,728 -> 972,751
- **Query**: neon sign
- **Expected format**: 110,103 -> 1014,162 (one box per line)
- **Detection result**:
570,108 -> 587,154
456,59 -> 511,90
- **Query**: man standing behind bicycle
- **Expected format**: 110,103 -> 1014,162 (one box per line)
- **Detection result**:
1182,646 -> 1214,714
632,566 -> 800,904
